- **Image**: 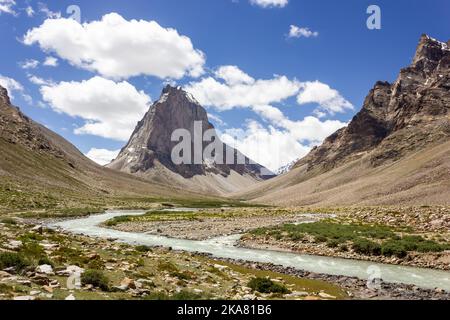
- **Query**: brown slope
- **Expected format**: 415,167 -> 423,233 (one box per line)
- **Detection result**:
0,86 -> 213,211
234,34 -> 450,206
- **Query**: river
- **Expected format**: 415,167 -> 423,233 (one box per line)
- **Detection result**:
50,210 -> 450,291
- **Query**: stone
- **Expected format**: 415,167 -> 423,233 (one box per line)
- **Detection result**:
318,292 -> 337,299
5,240 -> 23,250
65,294 -> 76,301
42,285 -> 53,293
14,296 -> 35,301
36,264 -> 54,275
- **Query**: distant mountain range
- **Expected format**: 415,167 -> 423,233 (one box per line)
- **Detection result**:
235,35 -> 450,206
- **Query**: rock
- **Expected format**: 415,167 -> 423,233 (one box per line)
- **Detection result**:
65,294 -> 76,301
286,291 -> 309,298
5,240 -> 23,250
14,296 -> 35,301
106,85 -> 271,187
31,225 -> 43,234
36,264 -> 54,275
120,277 -> 136,290
242,294 -> 257,300
304,296 -> 322,300
30,290 -> 41,296
57,265 -> 84,276
42,285 -> 54,293
318,292 -> 337,299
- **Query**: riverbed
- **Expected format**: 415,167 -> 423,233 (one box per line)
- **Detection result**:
50,210 -> 450,292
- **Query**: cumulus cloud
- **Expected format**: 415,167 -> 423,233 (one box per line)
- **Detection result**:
0,0 -> 16,15
185,69 -> 300,111
23,13 -> 206,80
43,56 -> 58,67
19,59 -> 39,69
86,148 -> 120,166
297,81 -> 353,116
250,0 -> 288,8
185,66 -> 350,171
214,65 -> 254,85
27,74 -> 55,86
40,76 -> 151,141
0,74 -> 23,98
288,25 -> 319,38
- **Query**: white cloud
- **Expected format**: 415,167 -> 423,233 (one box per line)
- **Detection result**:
86,148 -> 120,166
207,113 -> 226,126
19,59 -> 39,69
24,12 -> 206,80
25,5 -> 34,17
186,66 -> 350,171
221,106 -> 347,171
27,74 -> 54,86
38,3 -> 61,19
43,56 -> 58,67
288,25 -> 319,38
250,0 -> 288,8
0,0 -> 16,15
0,74 -> 23,98
214,65 -> 254,85
40,76 -> 151,141
185,69 -> 300,111
297,81 -> 353,115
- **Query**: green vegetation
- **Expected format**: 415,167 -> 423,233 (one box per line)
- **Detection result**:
81,270 -> 110,291
0,217 -> 17,225
247,277 -> 290,294
250,221 -> 450,258
0,252 -> 29,272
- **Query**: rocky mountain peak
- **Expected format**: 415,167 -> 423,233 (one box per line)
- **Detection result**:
108,86 -> 270,182
293,35 -> 450,172
0,85 -> 11,106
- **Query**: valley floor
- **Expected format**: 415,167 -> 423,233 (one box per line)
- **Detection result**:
1,204 -> 449,300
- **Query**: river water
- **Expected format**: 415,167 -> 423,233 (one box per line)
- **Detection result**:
50,210 -> 450,291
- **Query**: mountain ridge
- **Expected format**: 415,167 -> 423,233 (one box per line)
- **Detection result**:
234,34 -> 450,206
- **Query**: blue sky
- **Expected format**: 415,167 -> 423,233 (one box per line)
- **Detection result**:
0,0 -> 449,171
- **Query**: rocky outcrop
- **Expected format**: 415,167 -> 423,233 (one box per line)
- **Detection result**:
294,34 -> 450,172
0,85 -> 65,159
108,85 -> 272,183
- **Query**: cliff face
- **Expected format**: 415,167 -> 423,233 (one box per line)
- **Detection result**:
294,35 -> 450,172
108,85 -> 271,181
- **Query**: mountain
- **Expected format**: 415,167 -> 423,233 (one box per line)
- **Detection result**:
235,35 -> 450,206
0,85 -> 209,212
107,85 -> 273,194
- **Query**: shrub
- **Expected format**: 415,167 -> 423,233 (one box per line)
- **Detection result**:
0,252 -> 29,272
247,277 -> 290,294
136,245 -> 152,253
0,218 -> 17,225
381,241 -> 407,258
352,239 -> 381,256
326,240 -> 340,248
81,269 -> 110,291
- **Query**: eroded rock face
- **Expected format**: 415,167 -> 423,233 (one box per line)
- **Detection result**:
0,85 -> 65,159
294,34 -> 450,172
108,85 -> 271,179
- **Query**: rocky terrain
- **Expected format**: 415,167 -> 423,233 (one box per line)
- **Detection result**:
240,206 -> 450,270
108,85 -> 273,194
0,217 -> 350,300
235,35 -> 450,206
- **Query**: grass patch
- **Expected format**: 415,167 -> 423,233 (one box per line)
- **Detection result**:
0,252 -> 29,272
247,277 -> 290,294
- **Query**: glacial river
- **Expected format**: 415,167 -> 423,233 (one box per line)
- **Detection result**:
50,210 -> 450,291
